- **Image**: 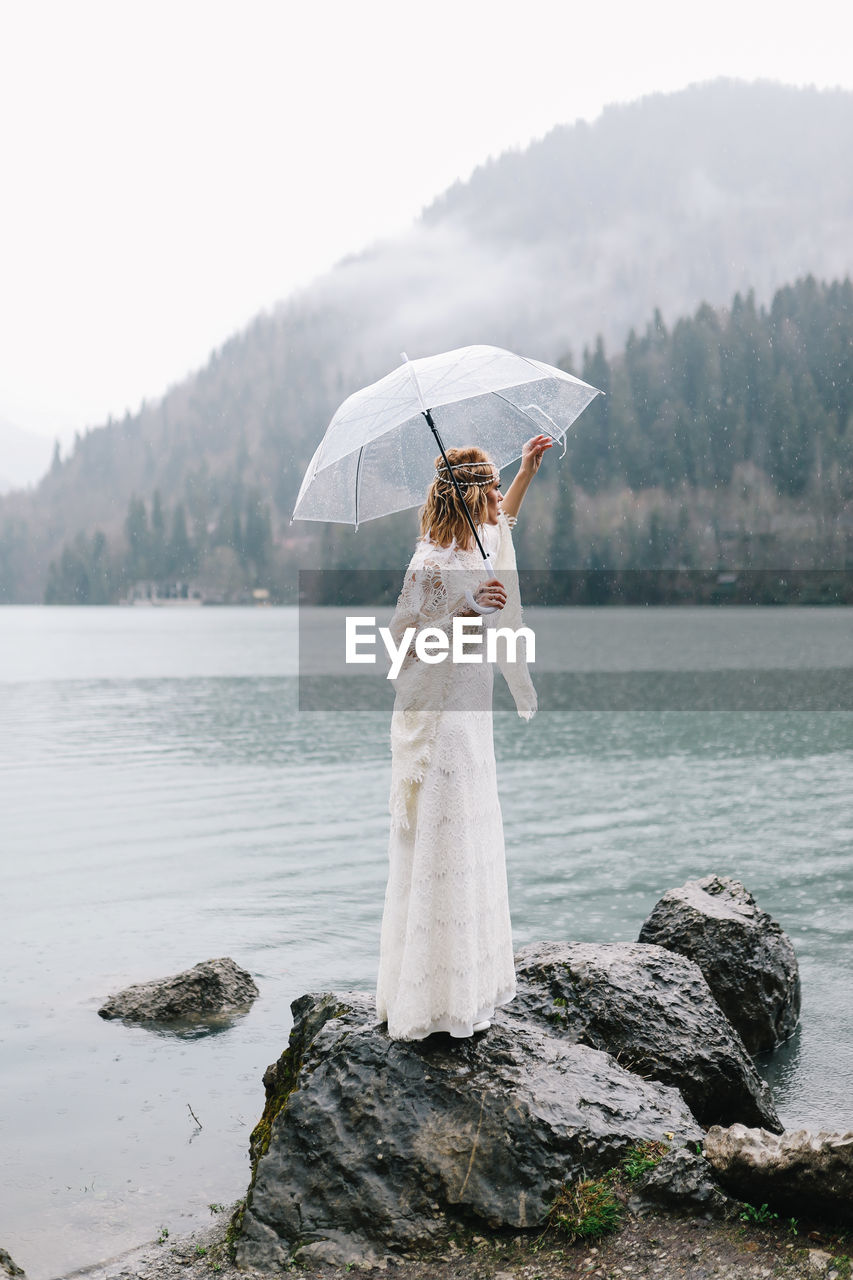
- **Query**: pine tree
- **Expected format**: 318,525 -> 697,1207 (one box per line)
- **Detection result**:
568,337 -> 613,491
549,473 -> 579,600
124,496 -> 150,581
167,504 -> 194,578
244,494 -> 272,579
89,530 -> 113,603
150,491 -> 167,580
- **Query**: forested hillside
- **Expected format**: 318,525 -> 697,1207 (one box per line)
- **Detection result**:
1,81 -> 852,602
17,276 -> 852,604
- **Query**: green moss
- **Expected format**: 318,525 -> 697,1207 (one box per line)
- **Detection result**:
224,1199 -> 246,1262
248,996 -> 351,1166
230,995 -> 355,1259
248,1052 -> 297,1166
546,993 -> 571,1029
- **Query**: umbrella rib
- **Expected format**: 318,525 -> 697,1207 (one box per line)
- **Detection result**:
354,444 -> 365,529
491,391 -> 563,442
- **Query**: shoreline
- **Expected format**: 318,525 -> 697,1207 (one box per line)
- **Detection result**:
51,1198 -> 851,1280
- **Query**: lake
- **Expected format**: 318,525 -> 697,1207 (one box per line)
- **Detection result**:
0,605 -> 851,1278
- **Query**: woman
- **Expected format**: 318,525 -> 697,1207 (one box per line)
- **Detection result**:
376,434 -> 552,1040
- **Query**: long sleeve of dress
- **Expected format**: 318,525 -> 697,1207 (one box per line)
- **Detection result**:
388,558 -> 471,650
386,550 -> 473,832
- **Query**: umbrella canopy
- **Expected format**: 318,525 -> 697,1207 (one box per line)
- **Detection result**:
292,345 -> 601,527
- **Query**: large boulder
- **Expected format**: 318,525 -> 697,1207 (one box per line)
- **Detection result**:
235,989 -> 701,1268
98,957 -> 258,1022
637,876 -> 800,1053
704,1124 -> 853,1226
509,941 -> 781,1132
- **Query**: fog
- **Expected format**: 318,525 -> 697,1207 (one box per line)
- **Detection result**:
291,82 -> 853,393
0,419 -> 55,494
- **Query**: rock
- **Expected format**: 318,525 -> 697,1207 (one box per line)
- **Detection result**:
0,1247 -> 26,1278
704,1124 -> 853,1226
637,875 -> 800,1053
98,957 -> 258,1022
509,941 -> 781,1132
628,1147 -> 732,1218
235,988 -> 701,1268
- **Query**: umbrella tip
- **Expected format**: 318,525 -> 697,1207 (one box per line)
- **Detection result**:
400,351 -> 409,363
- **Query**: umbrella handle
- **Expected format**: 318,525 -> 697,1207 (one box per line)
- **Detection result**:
466,555 -> 500,613
465,589 -> 499,616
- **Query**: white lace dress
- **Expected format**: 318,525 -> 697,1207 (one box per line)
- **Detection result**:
376,514 -> 536,1040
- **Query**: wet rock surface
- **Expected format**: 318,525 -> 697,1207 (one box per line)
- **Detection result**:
236,987 -> 702,1268
705,1123 -> 853,1226
638,875 -> 801,1054
0,1247 -> 26,1278
97,956 -> 258,1022
628,1148 -> 733,1219
509,941 -> 781,1132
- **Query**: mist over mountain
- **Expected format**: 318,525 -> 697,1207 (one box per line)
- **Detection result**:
2,79 -> 853,602
317,78 -> 853,372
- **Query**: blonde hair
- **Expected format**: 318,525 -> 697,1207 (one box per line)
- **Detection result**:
419,446 -> 497,548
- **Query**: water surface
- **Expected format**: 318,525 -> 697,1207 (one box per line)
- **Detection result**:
0,606 -> 850,1277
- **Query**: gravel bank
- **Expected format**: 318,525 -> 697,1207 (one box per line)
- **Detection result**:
59,1204 -> 851,1280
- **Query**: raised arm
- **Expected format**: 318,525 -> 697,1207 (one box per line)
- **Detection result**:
500,434 -> 554,521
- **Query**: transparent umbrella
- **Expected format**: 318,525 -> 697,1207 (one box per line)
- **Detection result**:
292,344 -> 601,566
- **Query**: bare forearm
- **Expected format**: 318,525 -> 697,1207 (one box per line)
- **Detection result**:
501,465 -> 535,519
501,435 -> 553,521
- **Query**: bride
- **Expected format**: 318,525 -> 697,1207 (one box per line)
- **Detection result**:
376,434 -> 552,1040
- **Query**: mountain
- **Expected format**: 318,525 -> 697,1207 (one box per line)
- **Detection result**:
2,79 -> 853,602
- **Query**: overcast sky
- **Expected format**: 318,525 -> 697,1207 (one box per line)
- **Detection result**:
1,0 -> 852,447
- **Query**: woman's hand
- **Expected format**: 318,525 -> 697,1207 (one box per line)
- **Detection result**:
474,578 -> 507,610
519,434 -> 554,475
